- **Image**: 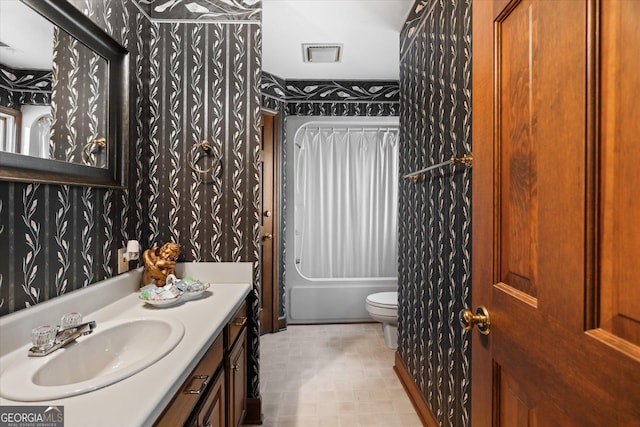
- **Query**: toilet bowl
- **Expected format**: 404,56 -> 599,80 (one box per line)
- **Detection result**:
365,291 -> 398,349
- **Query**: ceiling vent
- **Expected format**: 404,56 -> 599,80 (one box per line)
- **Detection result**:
302,44 -> 343,63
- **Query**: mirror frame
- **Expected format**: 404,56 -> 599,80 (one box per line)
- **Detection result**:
0,0 -> 129,188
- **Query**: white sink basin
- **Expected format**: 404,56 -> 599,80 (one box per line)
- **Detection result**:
0,317 -> 184,401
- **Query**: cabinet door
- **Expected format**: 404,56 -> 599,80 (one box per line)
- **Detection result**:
225,302 -> 247,348
191,370 -> 225,427
155,336 -> 224,427
226,328 -> 246,427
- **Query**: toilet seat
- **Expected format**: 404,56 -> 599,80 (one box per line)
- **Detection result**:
366,292 -> 397,309
365,292 -> 398,324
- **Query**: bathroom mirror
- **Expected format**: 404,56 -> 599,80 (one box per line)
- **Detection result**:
0,0 -> 128,188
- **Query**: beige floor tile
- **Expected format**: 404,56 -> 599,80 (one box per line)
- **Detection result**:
331,389 -> 356,402
315,400 -> 340,414
317,416 -> 341,427
277,402 -> 317,417
392,396 -> 418,414
267,416 -> 320,427
359,413 -> 401,426
336,400 -> 359,414
338,414 -> 362,427
251,324 -> 423,427
357,399 -> 396,414
315,390 -> 337,402
399,412 -> 425,426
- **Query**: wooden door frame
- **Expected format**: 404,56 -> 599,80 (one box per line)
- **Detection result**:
471,1 -> 496,425
260,107 -> 280,334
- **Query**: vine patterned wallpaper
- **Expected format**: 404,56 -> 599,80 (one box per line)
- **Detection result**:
0,1 -> 473,417
0,0 -> 147,316
401,0 -> 433,55
397,0 -> 472,425
49,30 -> 109,166
1,0 -> 263,402
141,19 -> 262,399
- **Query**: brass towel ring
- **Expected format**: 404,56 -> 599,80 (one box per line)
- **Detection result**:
188,140 -> 216,174
81,137 -> 106,167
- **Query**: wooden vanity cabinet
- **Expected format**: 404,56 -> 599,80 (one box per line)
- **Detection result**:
191,369 -> 225,427
155,334 -> 224,427
225,302 -> 248,427
226,328 -> 247,427
154,301 -> 248,427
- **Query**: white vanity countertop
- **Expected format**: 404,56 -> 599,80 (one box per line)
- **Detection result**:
0,263 -> 252,427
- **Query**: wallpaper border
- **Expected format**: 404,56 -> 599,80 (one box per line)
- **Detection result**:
133,0 -> 260,23
0,64 -> 52,108
262,74 -> 399,104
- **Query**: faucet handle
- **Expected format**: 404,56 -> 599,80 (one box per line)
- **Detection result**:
60,312 -> 83,330
31,325 -> 57,351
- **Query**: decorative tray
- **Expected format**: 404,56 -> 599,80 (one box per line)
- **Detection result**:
139,275 -> 210,308
139,294 -> 183,307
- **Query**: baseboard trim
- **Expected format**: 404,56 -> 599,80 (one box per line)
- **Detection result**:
243,397 -> 263,425
394,351 -> 440,427
278,317 -> 287,331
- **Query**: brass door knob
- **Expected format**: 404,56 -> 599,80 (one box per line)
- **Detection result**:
460,306 -> 491,335
262,233 -> 273,241
264,211 -> 272,217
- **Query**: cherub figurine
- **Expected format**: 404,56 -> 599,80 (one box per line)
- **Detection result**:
141,242 -> 180,287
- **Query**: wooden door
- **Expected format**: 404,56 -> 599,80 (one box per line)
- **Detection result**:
472,0 -> 640,425
260,110 -> 278,333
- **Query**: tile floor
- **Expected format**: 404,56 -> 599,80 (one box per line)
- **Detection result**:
252,323 -> 423,427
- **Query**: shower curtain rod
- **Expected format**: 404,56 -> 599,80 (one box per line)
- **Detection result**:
403,154 -> 473,181
304,127 -> 397,132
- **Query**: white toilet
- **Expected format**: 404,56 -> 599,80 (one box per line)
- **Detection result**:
365,291 -> 398,349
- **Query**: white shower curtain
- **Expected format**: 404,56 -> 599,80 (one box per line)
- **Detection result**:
295,126 -> 399,279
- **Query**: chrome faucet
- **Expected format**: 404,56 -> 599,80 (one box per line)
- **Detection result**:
28,315 -> 96,357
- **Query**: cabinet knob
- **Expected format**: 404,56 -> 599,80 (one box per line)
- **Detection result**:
233,363 -> 239,372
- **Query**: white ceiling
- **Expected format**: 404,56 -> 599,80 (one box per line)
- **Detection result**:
262,0 -> 414,81
0,1 -> 53,70
0,0 -> 413,78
